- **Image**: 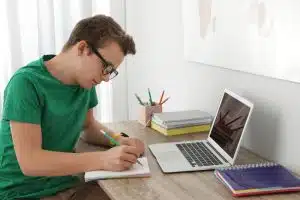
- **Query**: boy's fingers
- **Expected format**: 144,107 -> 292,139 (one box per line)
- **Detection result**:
123,146 -> 140,157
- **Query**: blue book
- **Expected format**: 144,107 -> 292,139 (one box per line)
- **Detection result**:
215,163 -> 300,197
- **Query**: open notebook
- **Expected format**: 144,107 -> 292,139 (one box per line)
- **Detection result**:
215,162 -> 300,197
85,157 -> 150,182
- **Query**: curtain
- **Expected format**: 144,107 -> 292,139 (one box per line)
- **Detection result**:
0,0 -> 114,122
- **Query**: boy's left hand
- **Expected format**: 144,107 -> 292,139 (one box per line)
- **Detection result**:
116,137 -> 145,157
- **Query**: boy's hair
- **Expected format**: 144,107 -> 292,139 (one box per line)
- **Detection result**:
62,14 -> 136,55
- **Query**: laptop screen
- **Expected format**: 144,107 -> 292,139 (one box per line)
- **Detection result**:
209,92 -> 251,158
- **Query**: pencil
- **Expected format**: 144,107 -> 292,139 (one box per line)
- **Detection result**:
100,130 -> 143,167
160,97 -> 170,105
100,130 -> 120,146
135,93 -> 144,105
148,88 -> 153,105
158,90 -> 165,104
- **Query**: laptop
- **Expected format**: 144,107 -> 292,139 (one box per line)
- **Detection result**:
148,89 -> 254,173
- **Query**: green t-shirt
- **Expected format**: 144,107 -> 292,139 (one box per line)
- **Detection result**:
0,55 -> 98,199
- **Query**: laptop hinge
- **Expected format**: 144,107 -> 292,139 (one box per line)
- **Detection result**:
206,141 -> 227,163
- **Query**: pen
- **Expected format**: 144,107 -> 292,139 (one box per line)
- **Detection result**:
135,93 -> 144,105
158,90 -> 165,105
147,88 -> 153,106
160,97 -> 170,105
100,130 -> 143,167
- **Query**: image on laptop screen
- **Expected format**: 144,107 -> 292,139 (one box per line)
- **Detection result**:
210,93 -> 251,158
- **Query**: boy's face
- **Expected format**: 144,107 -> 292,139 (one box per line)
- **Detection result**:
75,41 -> 124,89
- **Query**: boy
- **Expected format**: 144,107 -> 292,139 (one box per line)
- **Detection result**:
0,14 -> 144,199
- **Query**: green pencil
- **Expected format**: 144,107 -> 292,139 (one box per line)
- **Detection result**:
100,130 -> 143,166
135,93 -> 144,105
148,88 -> 153,105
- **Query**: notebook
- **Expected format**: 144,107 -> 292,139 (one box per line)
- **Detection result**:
215,162 -> 300,197
84,157 -> 150,182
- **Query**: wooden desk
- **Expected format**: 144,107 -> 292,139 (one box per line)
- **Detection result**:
76,121 -> 300,200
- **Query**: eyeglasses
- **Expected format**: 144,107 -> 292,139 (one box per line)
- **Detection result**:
87,42 -> 118,80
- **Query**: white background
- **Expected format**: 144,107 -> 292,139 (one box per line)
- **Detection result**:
182,0 -> 300,83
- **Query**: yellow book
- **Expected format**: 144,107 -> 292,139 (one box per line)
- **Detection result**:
151,121 -> 210,136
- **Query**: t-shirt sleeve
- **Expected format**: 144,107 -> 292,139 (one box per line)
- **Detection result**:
2,74 -> 42,124
89,86 -> 98,109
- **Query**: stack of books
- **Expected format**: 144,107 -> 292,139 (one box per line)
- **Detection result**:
150,110 -> 212,136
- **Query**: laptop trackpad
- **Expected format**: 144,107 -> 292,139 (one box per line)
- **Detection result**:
155,151 -> 180,161
152,150 -> 192,172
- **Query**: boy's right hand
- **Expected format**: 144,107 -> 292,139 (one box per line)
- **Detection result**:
95,145 -> 140,171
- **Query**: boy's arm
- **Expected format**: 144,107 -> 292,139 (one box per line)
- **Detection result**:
81,109 -> 117,147
81,109 -> 145,155
10,121 -> 139,176
10,121 -> 102,176
10,121 -> 140,176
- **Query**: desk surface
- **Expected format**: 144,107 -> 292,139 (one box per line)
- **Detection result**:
76,121 -> 300,200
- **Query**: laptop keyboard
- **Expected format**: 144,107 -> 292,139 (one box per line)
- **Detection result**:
176,142 -> 223,167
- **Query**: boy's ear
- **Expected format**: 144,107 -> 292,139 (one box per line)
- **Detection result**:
77,41 -> 92,56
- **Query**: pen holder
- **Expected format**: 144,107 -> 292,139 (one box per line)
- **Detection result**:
138,104 -> 162,127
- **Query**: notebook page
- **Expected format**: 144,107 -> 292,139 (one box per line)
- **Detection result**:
85,157 -> 150,182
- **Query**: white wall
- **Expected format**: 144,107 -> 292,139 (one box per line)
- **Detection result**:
110,0 -> 129,122
125,0 -> 300,174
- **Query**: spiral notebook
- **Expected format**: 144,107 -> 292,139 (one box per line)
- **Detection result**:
84,157 -> 150,182
215,163 -> 300,197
